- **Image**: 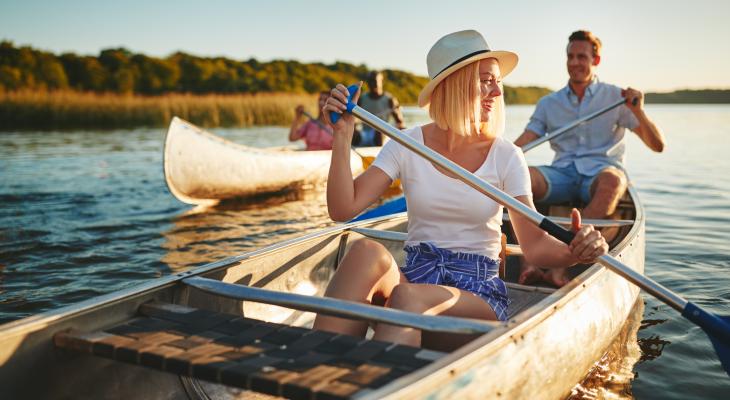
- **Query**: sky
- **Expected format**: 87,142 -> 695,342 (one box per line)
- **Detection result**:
2,0 -> 729,92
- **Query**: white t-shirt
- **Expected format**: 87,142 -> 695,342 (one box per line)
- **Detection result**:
372,126 -> 531,259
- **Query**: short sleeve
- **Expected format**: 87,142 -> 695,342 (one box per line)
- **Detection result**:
502,143 -> 532,198
524,98 -> 548,136
371,134 -> 402,181
618,104 -> 639,130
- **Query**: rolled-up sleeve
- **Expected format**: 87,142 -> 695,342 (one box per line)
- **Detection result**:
524,98 -> 548,137
618,104 -> 639,130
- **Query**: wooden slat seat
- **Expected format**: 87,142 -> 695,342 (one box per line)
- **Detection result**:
54,302 -> 445,400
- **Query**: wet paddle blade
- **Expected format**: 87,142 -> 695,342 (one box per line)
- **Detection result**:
710,324 -> 730,376
682,302 -> 730,376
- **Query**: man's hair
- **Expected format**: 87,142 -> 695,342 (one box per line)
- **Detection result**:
568,30 -> 602,57
367,70 -> 382,86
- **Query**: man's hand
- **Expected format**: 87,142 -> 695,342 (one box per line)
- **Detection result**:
621,87 -> 644,114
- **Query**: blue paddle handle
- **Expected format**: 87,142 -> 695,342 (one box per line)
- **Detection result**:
539,218 -> 576,245
329,84 -> 360,124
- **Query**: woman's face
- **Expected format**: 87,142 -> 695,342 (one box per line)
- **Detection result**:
479,58 -> 502,122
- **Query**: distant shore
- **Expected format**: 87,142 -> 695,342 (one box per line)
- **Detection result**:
2,41 -> 726,130
0,88 -> 552,131
645,89 -> 730,104
0,90 -> 315,130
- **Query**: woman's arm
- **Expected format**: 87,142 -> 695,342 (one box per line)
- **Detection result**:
324,83 -> 393,221
509,195 -> 608,268
289,105 -> 306,142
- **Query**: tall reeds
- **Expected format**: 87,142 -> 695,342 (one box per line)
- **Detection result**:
0,90 -> 318,130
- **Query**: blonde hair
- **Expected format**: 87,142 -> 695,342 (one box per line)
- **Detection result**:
428,59 -> 505,138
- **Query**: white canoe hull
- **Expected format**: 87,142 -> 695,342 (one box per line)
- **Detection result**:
0,188 -> 645,399
164,117 -> 381,205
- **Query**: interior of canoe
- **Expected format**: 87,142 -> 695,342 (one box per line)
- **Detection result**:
52,195 -> 637,400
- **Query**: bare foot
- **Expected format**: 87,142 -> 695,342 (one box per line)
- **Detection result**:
518,264 -> 545,285
543,268 -> 571,288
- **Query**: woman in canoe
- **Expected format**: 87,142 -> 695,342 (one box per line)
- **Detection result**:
315,30 -> 608,347
289,91 -> 334,150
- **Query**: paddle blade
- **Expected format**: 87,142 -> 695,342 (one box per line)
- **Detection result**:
329,84 -> 359,124
682,301 -> 730,376
711,326 -> 730,377
350,196 -> 407,222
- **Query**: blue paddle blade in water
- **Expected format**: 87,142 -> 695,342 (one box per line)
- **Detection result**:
711,327 -> 730,377
682,302 -> 730,376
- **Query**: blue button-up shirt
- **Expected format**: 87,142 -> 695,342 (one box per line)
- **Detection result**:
525,77 -> 639,175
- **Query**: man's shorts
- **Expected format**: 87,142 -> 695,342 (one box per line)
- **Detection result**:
534,164 -> 603,205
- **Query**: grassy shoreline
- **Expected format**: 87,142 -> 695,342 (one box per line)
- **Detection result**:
0,90 -> 318,130
4,88 -> 726,131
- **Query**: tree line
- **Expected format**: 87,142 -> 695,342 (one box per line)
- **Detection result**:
0,41 -> 552,104
8,41 -> 724,105
645,90 -> 730,104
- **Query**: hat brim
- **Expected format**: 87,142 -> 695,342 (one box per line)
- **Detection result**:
418,50 -> 518,108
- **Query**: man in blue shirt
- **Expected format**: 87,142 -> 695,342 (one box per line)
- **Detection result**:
514,30 -> 665,287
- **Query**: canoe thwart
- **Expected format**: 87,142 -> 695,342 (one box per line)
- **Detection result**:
501,213 -> 634,228
350,227 -> 407,242
351,227 -> 523,256
53,302 -> 446,399
183,277 -> 497,334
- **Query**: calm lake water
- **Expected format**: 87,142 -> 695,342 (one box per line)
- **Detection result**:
1,104 -> 729,398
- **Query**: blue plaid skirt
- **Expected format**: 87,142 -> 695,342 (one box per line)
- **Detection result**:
402,242 -> 510,321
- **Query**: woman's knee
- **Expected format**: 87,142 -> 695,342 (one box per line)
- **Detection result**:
332,239 -> 397,292
342,239 -> 393,271
388,283 -> 426,313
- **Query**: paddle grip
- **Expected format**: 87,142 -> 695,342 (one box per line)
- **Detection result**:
329,84 -> 359,124
539,218 -> 575,245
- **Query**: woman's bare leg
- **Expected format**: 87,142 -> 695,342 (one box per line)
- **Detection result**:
313,239 -> 404,337
373,283 -> 497,347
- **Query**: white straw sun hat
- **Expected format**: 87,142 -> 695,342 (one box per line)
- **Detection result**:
418,30 -> 518,107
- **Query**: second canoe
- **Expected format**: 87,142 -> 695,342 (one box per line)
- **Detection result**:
164,117 -> 381,206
